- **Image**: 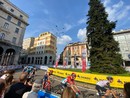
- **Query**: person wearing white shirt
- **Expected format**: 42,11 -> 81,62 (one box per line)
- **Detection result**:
22,79 -> 42,98
95,76 -> 115,98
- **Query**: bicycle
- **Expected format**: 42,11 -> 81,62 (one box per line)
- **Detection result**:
52,85 -> 96,98
42,78 -> 56,93
51,83 -> 64,95
80,90 -> 96,98
96,90 -> 124,98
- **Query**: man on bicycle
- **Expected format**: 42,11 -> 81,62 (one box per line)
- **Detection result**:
95,76 -> 117,98
43,70 -> 53,91
62,72 -> 80,96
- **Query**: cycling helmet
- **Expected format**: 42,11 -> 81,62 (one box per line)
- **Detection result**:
71,72 -> 76,77
106,76 -> 113,80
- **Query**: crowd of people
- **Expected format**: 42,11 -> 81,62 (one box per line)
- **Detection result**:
0,66 -> 130,98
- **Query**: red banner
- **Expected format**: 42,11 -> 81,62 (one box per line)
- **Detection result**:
82,58 -> 86,72
54,55 -> 60,68
55,61 -> 58,68
63,61 -> 67,67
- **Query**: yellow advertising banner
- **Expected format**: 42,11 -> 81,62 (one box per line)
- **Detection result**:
48,68 -> 130,88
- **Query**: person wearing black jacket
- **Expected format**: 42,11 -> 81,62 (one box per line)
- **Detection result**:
4,73 -> 31,98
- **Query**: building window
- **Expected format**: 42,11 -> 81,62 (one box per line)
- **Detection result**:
7,15 -> 12,21
0,33 -> 5,39
15,28 -> 19,33
3,22 -> 9,29
17,21 -> 21,26
20,15 -> 23,19
12,37 -> 17,44
10,8 -> 14,12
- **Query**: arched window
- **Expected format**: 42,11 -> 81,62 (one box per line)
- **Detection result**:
44,56 -> 48,64
0,33 -> 5,39
49,56 -> 52,62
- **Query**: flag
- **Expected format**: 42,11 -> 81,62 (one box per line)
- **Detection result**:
55,61 -> 58,68
63,60 -> 67,67
82,58 -> 86,72
82,49 -> 87,72
55,55 -> 60,68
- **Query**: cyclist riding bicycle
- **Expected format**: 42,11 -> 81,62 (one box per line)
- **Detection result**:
22,66 -> 33,74
61,72 -> 80,96
22,66 -> 36,82
95,76 -> 117,98
43,70 -> 53,91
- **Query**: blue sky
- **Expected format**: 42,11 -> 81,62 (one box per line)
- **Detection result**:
10,0 -> 130,54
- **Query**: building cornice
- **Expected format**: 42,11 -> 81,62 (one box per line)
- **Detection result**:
113,29 -> 130,35
67,42 -> 87,47
0,39 -> 22,49
4,0 -> 29,18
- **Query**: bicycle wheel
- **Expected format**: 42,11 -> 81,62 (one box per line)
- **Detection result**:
81,90 -> 97,98
81,90 -> 88,98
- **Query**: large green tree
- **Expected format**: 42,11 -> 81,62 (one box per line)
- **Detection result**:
87,0 -> 125,74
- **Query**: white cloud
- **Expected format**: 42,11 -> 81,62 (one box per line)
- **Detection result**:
113,0 -> 123,8
78,18 -> 86,24
104,0 -> 130,21
64,23 -> 72,31
77,28 -> 86,41
57,35 -> 72,45
103,0 -> 111,6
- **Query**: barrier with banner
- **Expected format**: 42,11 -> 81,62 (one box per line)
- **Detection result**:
48,68 -> 130,88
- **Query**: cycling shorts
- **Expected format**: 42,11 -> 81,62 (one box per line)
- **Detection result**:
96,85 -> 107,94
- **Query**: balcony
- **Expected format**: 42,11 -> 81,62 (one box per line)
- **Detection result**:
0,38 -> 21,48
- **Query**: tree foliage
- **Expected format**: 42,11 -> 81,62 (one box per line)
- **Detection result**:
87,0 -> 125,74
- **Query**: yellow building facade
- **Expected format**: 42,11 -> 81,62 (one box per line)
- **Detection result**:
26,32 -> 57,65
63,42 -> 88,67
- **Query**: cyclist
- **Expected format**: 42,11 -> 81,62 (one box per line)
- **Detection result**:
64,73 -> 80,96
22,66 -> 36,82
22,66 -> 32,74
95,76 -> 117,98
43,70 -> 53,91
43,71 -> 48,88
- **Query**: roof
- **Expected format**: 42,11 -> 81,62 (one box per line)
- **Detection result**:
113,29 -> 130,35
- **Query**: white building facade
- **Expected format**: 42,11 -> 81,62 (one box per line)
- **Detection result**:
113,29 -> 130,67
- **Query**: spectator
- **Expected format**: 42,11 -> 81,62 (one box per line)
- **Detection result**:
4,73 -> 31,98
61,87 -> 76,98
5,74 -> 13,85
22,79 -> 42,98
124,82 -> 130,98
3,70 -> 15,75
0,80 -> 6,98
